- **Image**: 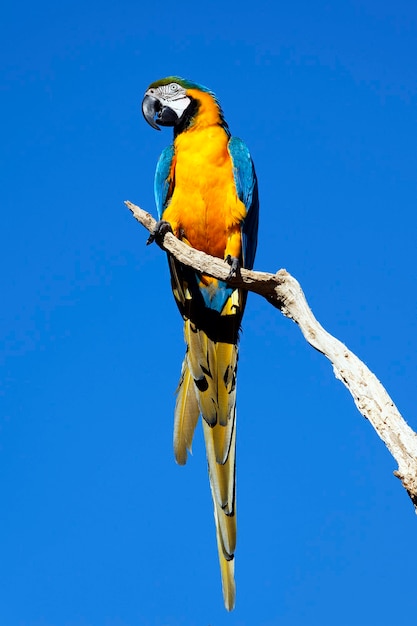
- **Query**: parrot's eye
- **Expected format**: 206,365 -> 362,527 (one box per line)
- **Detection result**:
170,83 -> 179,92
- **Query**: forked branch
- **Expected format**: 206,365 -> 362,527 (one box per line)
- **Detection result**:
125,199 -> 417,511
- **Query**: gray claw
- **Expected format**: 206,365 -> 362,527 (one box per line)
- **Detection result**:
225,255 -> 240,279
146,220 -> 173,245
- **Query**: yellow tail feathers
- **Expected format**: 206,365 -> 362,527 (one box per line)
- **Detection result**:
174,320 -> 238,610
173,363 -> 200,465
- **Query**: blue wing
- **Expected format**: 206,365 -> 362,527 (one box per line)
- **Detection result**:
228,136 -> 259,270
154,144 -> 175,219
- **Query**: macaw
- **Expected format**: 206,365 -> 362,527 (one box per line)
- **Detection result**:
142,76 -> 259,611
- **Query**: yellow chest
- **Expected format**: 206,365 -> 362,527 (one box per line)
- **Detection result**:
163,126 -> 246,258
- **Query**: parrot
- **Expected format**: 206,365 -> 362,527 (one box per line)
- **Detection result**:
142,76 -> 259,611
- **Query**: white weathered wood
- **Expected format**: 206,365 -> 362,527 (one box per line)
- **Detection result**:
125,199 -> 417,511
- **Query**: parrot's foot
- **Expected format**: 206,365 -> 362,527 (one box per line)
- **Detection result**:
225,255 -> 240,279
146,219 -> 173,245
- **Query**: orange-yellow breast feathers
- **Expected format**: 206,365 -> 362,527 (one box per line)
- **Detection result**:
161,90 -> 247,261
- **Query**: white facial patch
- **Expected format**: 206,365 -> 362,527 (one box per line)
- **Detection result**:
166,96 -> 191,118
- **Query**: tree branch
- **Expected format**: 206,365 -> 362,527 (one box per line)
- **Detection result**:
125,199 -> 417,512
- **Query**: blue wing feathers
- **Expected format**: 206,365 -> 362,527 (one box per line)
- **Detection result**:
154,144 -> 175,218
228,137 -> 259,270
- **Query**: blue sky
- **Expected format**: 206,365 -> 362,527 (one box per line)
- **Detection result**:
2,1 -> 417,624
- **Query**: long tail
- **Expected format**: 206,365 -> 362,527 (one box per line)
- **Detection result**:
174,319 -> 238,611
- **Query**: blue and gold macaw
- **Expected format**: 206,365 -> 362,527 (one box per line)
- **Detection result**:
142,77 -> 259,611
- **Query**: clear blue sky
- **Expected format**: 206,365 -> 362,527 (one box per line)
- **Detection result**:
2,1 -> 417,624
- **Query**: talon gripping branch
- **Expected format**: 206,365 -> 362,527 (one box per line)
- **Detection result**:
142,76 -> 259,611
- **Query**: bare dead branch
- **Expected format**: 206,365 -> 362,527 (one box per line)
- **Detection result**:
125,199 -> 417,511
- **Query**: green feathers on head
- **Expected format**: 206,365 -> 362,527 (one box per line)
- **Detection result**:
147,76 -> 212,94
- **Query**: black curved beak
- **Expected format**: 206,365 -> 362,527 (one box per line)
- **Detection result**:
142,94 -> 181,130
142,94 -> 161,130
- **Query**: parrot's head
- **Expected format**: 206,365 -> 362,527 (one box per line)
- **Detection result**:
142,76 -> 221,133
